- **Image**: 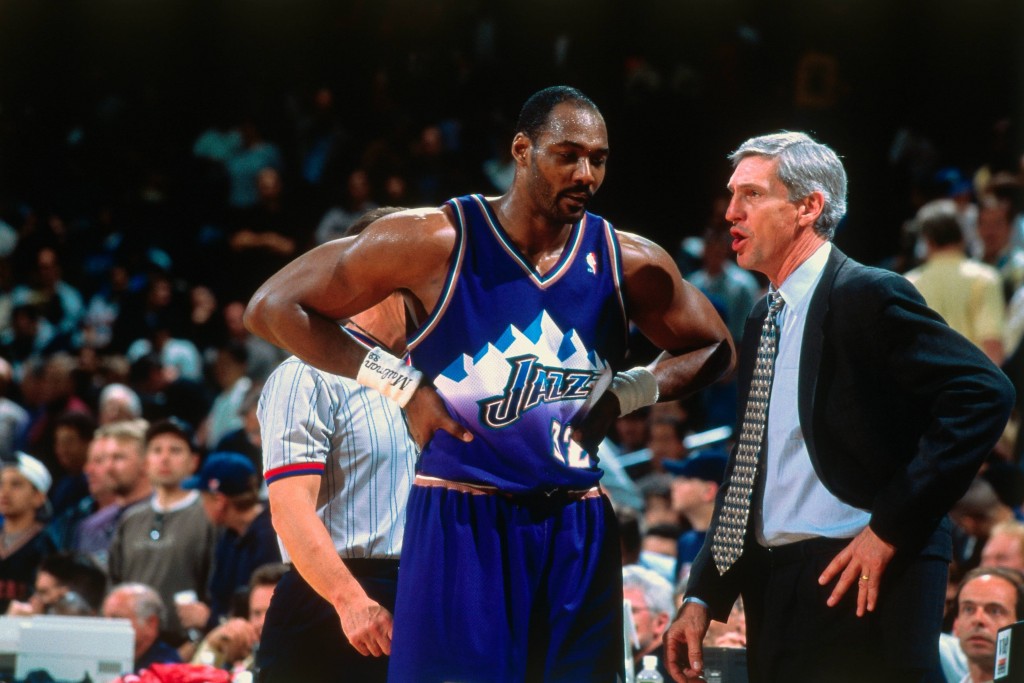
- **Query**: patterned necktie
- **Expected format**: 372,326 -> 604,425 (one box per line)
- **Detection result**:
711,291 -> 785,575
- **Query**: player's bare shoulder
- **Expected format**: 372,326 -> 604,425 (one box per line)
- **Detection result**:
351,206 -> 458,280
614,228 -> 679,278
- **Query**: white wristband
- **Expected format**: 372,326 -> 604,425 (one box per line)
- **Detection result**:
607,367 -> 659,416
356,347 -> 423,408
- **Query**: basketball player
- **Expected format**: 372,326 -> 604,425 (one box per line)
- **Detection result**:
244,86 -> 734,681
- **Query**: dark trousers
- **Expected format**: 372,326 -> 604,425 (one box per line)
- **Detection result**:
740,537 -> 947,683
257,560 -> 399,683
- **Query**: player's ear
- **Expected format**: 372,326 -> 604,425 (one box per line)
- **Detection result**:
511,132 -> 531,165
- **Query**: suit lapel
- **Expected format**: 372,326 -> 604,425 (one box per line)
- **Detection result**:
799,246 -> 847,467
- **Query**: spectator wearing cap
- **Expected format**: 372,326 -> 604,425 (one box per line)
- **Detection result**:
0,452 -> 58,611
108,418 -> 216,647
177,451 -> 281,638
664,448 -> 727,583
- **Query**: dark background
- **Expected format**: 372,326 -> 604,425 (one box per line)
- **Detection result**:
0,0 -> 1020,266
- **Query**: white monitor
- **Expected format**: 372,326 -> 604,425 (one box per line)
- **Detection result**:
0,615 -> 134,683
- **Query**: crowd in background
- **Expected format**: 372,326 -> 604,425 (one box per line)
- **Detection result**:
0,1 -> 1020,680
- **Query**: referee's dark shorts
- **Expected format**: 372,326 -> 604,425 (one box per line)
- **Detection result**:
257,559 -> 399,683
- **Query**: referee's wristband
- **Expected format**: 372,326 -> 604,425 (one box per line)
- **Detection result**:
356,346 -> 423,408
607,367 -> 659,416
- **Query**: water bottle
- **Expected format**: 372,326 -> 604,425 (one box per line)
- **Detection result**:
636,654 -> 664,683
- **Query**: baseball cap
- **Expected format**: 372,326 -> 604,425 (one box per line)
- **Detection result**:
145,417 -> 198,452
5,451 -> 52,494
182,451 -> 258,496
663,448 -> 728,484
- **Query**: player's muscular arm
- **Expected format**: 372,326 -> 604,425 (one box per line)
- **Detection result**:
571,233 -> 735,452
244,208 -> 454,378
619,231 -> 735,400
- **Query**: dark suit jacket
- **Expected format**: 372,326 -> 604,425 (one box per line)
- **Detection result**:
686,246 -> 1015,620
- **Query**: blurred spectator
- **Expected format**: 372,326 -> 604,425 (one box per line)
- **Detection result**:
103,582 -> 183,672
622,564 -> 674,680
46,419 -> 113,552
224,167 -> 304,302
619,506 -> 644,568
98,383 -> 144,425
184,285 -> 228,360
666,448 -> 727,583
0,305 -> 59,383
108,418 -> 216,645
112,270 -> 185,356
980,458 -> 1024,518
950,476 -> 1015,574
289,85 -> 348,186
193,117 -> 242,165
0,357 -> 29,460
638,473 -> 680,529
212,384 -> 263,476
222,300 -> 286,383
129,352 -> 211,429
73,419 -> 152,569
905,209 -> 1005,365
126,310 -> 204,384
0,452 -> 57,612
612,408 -> 649,455
178,452 -> 280,633
23,352 -> 91,465
191,562 -> 288,674
640,522 -> 683,585
225,119 -> 283,211
201,341 -> 251,451
980,520 -> 1024,571
703,598 -> 747,649
11,245 -> 85,342
634,415 -> 687,482
977,196 -> 1024,301
686,225 -> 757,428
314,168 -> 378,245
687,225 -> 760,348
5,550 -> 107,616
81,261 -> 139,351
48,410 -> 96,518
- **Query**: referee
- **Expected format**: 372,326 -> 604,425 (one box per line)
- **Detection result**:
255,209 -> 417,682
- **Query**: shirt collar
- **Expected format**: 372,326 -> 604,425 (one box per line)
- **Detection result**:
773,241 -> 832,313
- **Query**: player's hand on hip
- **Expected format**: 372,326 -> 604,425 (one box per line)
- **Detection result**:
818,525 -> 896,617
569,392 -> 619,454
403,383 -> 472,449
664,601 -> 710,682
338,597 -> 394,657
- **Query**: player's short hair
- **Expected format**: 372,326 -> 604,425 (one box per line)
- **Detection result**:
515,86 -> 601,141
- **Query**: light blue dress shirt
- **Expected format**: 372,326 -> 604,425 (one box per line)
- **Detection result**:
757,241 -> 871,545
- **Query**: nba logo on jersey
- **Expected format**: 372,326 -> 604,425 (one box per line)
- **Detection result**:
586,252 -> 598,274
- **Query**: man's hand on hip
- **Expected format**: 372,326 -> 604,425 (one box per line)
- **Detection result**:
818,525 -> 896,617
